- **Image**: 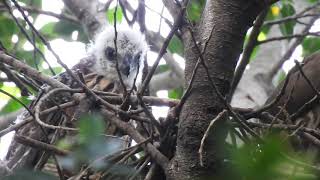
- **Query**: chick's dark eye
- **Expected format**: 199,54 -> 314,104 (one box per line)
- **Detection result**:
105,47 -> 116,60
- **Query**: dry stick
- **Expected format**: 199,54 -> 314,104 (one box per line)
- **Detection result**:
0,3 -> 78,22
52,155 -> 64,180
0,89 -> 34,117
266,70 -> 301,132
119,0 -> 138,25
267,15 -> 319,81
102,148 -> 143,178
294,60 -> 320,96
95,91 -> 179,107
244,59 -> 306,119
2,0 -> 56,75
162,0 -> 180,20
34,114 -> 67,171
100,0 -> 113,12
133,59 -> 159,133
127,108 -> 144,115
286,60 -> 320,120
146,3 -> 172,28
138,8 -> 184,95
228,9 -> 268,102
264,1 -> 320,26
128,156 -> 151,180
0,53 -> 67,88
101,109 -> 169,170
244,121 -> 320,137
290,95 -> 319,119
157,5 -> 165,33
0,63 -> 29,96
34,88 -> 81,131
258,31 -> 320,44
301,132 -> 320,148
137,0 -> 146,33
134,5 -> 186,135
0,101 -> 77,137
72,138 -> 150,180
144,163 -> 157,180
14,135 -> 70,156
137,94 -> 162,133
199,110 -> 227,167
113,0 -> 127,95
17,4 -> 78,23
265,14 -> 319,26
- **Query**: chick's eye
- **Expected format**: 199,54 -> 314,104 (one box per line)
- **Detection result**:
105,47 -> 116,60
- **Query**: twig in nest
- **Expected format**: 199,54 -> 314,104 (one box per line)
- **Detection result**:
199,110 -> 228,167
14,134 -> 70,156
34,88 -> 81,131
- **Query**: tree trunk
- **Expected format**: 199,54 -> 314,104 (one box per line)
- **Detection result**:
167,0 -> 265,179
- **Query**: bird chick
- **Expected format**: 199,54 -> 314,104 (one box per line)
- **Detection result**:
87,26 -> 148,87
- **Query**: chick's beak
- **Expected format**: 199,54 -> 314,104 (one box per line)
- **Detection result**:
120,54 -> 132,77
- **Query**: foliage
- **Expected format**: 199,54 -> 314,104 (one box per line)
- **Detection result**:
231,134 -> 317,180
57,114 -> 133,174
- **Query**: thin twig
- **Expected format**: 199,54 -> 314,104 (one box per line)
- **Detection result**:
2,0 -> 56,75
14,134 -> 69,156
34,88 -> 80,131
228,9 -> 268,102
113,0 -> 127,95
138,7 -> 185,95
199,110 -> 227,166
267,15 -> 319,81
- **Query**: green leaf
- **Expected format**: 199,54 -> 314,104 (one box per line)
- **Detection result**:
276,70 -> 286,85
41,66 -> 63,75
15,49 -> 43,69
18,0 -> 42,8
249,46 -> 260,63
279,3 -> 296,36
168,36 -> 184,55
231,134 -> 317,179
302,37 -> 320,56
0,16 -> 18,49
260,6 -> 278,35
187,0 -> 205,22
0,97 -> 30,116
168,87 -> 183,99
308,0 -> 319,3
54,21 -> 87,42
78,114 -> 106,142
232,135 -> 284,179
40,22 -> 59,39
0,86 -> 21,100
107,7 -> 123,24
156,64 -> 169,74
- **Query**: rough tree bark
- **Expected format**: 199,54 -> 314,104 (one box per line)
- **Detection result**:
167,0 -> 268,179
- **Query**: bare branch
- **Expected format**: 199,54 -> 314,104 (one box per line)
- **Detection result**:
0,52 -> 67,88
101,109 -> 169,170
267,15 -> 319,81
